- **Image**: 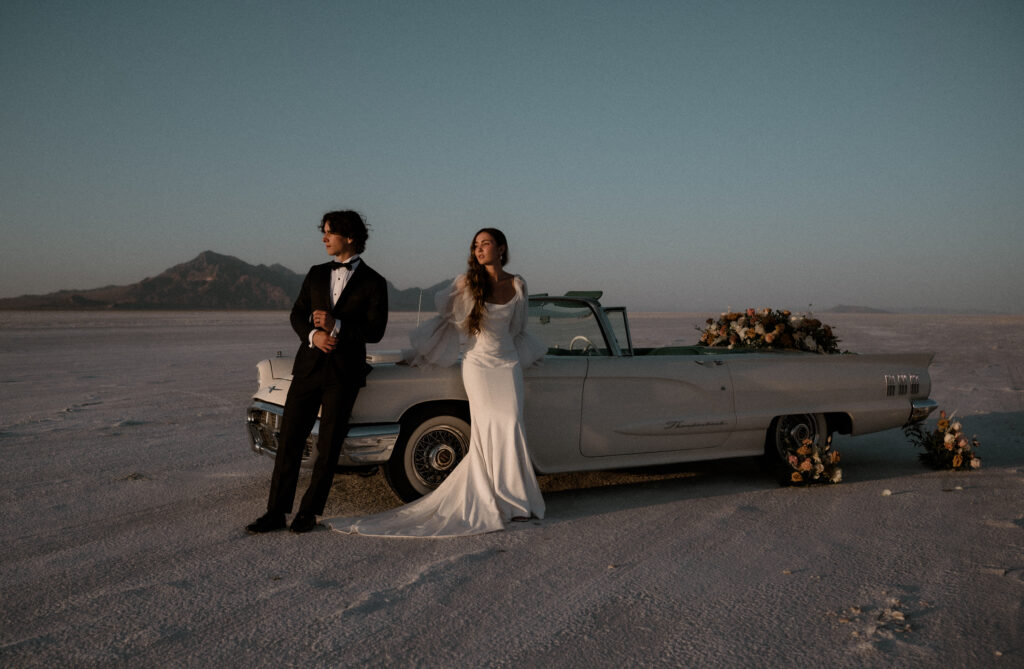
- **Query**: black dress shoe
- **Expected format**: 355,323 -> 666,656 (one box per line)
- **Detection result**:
246,512 -> 286,534
290,512 -> 319,533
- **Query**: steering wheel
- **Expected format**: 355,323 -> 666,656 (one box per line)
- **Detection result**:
569,335 -> 596,353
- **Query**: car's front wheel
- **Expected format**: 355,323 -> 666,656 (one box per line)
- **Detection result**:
385,408 -> 471,502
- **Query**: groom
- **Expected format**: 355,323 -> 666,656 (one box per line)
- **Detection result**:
247,210 -> 389,534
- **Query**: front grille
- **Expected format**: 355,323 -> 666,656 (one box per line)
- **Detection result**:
247,407 -> 315,460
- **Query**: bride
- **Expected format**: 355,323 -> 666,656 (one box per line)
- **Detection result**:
327,228 -> 547,537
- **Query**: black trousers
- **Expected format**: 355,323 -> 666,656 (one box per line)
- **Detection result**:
266,368 -> 360,516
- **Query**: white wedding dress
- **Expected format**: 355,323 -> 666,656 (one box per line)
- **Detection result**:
327,274 -> 547,537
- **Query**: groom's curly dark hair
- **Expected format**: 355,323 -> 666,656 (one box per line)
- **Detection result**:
319,210 -> 369,254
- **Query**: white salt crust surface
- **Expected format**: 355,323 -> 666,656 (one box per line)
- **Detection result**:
1,311 -> 1022,667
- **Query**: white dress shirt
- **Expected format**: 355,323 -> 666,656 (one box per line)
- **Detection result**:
308,256 -> 360,348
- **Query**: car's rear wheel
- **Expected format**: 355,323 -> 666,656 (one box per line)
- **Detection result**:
385,409 -> 471,502
766,413 -> 828,463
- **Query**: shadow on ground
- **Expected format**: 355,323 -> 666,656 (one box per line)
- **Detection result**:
326,411 -> 1023,521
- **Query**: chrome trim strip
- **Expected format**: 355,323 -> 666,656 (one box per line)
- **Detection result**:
907,399 -> 939,424
343,424 -> 402,463
246,401 -> 400,463
249,400 -> 284,417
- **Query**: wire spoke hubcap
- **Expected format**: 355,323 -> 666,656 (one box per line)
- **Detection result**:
412,426 -> 468,487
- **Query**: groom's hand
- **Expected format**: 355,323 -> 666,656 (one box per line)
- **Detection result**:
312,330 -> 337,353
312,309 -> 336,332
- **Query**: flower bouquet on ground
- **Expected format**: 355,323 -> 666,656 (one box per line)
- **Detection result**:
903,411 -> 981,470
696,308 -> 841,354
780,433 -> 843,486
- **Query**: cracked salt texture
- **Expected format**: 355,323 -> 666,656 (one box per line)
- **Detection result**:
1,311 -> 1023,666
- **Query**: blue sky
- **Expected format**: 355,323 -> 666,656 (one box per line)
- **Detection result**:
2,1 -> 1022,312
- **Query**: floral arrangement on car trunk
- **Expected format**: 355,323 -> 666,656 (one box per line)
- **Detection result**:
780,433 -> 843,486
903,410 -> 981,470
697,308 -> 841,354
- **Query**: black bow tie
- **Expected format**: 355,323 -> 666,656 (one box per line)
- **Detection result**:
330,260 -> 356,271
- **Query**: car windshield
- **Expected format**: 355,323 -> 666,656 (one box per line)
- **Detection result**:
528,299 -> 611,356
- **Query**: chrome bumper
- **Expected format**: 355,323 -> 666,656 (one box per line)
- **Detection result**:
907,398 -> 940,424
246,400 -> 400,465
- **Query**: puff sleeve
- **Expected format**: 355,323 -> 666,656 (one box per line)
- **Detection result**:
406,275 -> 472,368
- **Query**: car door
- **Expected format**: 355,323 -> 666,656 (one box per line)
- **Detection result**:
523,357 -> 588,472
520,296 -> 608,471
579,355 -> 735,457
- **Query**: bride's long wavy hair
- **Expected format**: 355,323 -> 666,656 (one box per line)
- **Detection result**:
464,228 -> 509,336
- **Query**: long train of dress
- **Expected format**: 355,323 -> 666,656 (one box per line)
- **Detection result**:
326,275 -> 546,537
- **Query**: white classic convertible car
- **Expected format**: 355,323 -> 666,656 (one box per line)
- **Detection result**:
247,292 -> 937,501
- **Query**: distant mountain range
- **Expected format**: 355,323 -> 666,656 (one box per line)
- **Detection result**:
2,253 -> 992,314
0,251 -> 449,311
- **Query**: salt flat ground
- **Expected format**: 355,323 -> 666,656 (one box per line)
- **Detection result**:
1,310 -> 1022,668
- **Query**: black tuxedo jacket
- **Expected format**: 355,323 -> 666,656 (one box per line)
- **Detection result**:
289,260 -> 389,385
